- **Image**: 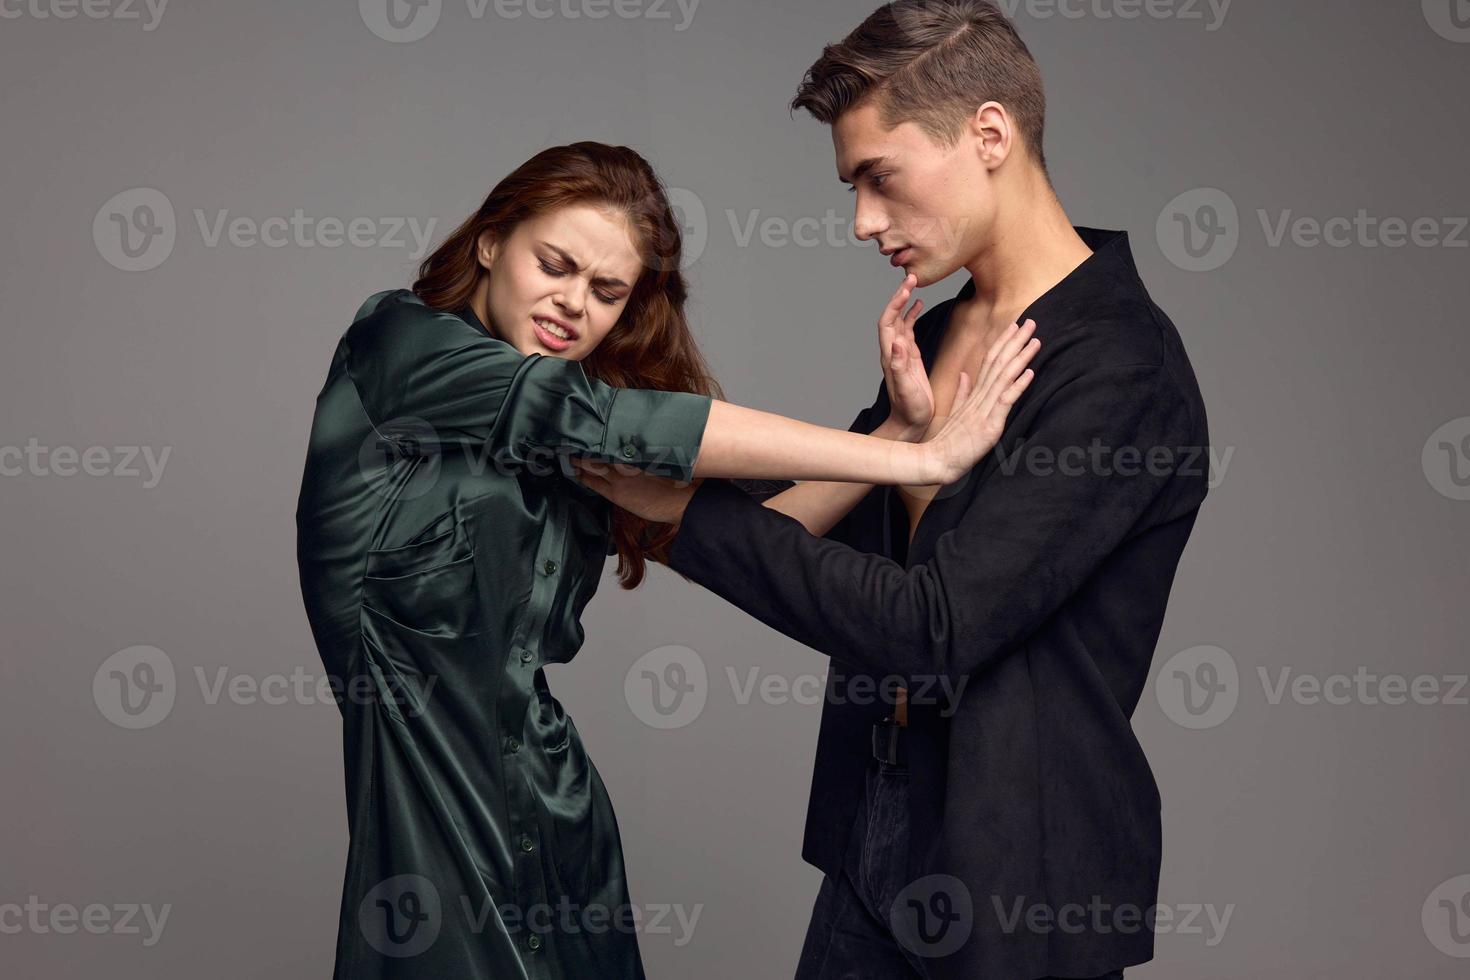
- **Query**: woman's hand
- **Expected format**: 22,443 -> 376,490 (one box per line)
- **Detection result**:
921,319 -> 1040,485
879,274 -> 933,440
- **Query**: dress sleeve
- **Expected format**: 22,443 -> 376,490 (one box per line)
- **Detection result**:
344,292 -> 711,481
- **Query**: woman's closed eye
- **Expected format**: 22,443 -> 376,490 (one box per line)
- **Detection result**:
538,259 -> 619,305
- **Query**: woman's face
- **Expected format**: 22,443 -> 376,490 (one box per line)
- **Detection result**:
472,203 -> 643,361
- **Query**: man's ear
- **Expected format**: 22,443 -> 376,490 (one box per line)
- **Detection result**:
475,231 -> 500,271
969,102 -> 1013,171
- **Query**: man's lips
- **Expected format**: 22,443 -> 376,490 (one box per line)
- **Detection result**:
881,245 -> 913,267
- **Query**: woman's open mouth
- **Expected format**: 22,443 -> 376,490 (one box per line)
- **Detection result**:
532,315 -> 577,351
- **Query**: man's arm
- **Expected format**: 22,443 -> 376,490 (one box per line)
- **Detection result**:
666,363 -> 1205,685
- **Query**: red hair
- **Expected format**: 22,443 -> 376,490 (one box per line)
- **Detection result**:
413,142 -> 721,589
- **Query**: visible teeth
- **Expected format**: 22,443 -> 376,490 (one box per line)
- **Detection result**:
535,317 -> 570,340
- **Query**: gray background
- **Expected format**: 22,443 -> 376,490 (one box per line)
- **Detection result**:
3,0 -> 1467,976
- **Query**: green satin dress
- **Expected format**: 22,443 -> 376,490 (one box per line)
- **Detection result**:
296,289 -> 711,979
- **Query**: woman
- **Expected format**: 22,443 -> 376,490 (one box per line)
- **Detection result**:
295,142 -> 1037,979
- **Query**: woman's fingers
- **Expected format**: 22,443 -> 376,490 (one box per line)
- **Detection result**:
977,319 -> 1035,394
977,336 -> 1040,418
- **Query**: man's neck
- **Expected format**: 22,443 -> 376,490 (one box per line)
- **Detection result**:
954,179 -> 1093,335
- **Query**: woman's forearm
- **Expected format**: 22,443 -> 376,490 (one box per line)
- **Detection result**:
758,416 -> 925,536
691,400 -> 939,485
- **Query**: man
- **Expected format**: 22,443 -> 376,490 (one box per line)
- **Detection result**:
576,2 -> 1209,977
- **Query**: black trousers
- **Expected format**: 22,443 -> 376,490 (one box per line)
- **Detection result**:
793,754 -> 1125,980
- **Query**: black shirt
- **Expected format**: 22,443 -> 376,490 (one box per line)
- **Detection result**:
666,228 -> 1210,978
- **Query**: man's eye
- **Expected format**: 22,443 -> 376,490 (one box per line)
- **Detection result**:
872,173 -> 889,188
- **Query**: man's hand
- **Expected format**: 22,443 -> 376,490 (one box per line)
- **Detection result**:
570,459 -> 701,525
880,274 -> 933,439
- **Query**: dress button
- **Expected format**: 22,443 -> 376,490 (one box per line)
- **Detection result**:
507,738 -> 521,753
520,650 -> 534,664
543,559 -> 558,575
621,444 -> 636,458
527,935 -> 542,952
520,837 -> 535,852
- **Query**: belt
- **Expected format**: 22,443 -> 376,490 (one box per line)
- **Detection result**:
870,718 -> 906,767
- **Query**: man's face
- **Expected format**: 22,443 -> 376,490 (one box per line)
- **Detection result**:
833,101 -> 994,287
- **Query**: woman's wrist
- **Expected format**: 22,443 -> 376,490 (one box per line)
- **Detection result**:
900,439 -> 949,486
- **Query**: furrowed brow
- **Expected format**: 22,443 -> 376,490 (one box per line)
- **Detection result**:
542,242 -> 630,290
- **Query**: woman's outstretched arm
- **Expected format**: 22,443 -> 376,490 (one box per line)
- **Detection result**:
694,277 -> 1041,531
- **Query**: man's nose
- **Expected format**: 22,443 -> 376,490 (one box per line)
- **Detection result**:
853,201 -> 888,243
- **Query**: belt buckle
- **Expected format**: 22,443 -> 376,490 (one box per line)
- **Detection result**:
871,720 -> 903,767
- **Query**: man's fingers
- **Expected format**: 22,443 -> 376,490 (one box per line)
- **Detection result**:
903,297 -> 923,332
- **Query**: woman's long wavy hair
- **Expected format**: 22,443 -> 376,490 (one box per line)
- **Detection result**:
412,142 -> 721,589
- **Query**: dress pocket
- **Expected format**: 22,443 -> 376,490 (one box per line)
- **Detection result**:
363,520 -> 483,637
